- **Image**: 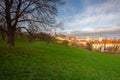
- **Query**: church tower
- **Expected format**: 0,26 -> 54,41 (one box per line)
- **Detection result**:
99,33 -> 102,41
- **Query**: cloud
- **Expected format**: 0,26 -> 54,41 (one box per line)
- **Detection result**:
65,13 -> 120,27
67,24 -> 120,39
84,0 -> 120,15
70,24 -> 120,33
62,0 -> 120,33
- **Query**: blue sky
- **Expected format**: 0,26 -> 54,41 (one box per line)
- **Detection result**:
57,0 -> 120,38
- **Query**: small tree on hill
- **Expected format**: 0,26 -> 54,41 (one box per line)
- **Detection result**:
86,41 -> 93,51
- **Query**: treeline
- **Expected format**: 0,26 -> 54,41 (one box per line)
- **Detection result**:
0,29 -> 55,45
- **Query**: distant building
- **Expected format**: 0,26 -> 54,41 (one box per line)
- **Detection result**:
93,39 -> 120,53
55,35 -> 120,53
86,36 -> 94,41
99,34 -> 103,41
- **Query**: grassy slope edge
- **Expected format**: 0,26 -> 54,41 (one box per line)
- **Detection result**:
0,38 -> 120,80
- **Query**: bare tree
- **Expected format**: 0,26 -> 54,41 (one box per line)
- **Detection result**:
0,16 -> 7,40
53,22 -> 64,36
112,40 -> 120,53
86,41 -> 93,51
0,0 -> 64,46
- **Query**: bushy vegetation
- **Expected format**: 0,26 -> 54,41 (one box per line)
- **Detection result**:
0,38 -> 120,80
62,40 -> 69,46
86,41 -> 93,51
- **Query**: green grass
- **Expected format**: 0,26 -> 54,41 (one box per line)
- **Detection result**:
0,38 -> 120,80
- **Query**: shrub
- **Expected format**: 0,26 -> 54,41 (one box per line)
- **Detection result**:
86,41 -> 93,51
62,40 -> 69,46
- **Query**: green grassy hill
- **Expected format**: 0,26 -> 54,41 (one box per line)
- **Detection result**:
0,39 -> 120,80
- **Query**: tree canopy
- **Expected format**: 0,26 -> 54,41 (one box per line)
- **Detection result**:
0,0 -> 64,46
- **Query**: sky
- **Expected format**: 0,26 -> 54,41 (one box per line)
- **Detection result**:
57,0 -> 120,39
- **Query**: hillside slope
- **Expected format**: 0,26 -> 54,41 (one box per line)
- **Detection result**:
0,39 -> 120,80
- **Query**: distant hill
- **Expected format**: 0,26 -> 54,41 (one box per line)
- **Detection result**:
67,29 -> 120,39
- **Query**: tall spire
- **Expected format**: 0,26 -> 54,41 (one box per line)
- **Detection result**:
99,33 -> 102,41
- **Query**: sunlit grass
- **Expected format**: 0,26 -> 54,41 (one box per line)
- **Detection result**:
0,38 -> 120,80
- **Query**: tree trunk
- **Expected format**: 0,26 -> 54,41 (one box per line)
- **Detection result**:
1,31 -> 5,41
7,30 -> 15,46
